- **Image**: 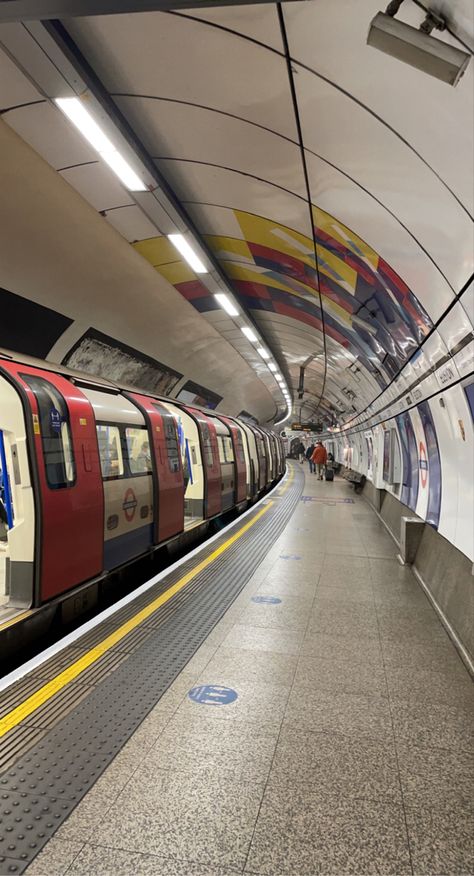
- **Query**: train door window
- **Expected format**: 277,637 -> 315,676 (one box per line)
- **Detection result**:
126,427 -> 152,474
201,422 -> 214,466
21,374 -> 76,489
96,424 -> 124,479
217,436 -> 226,464
164,421 -> 180,473
223,436 -> 234,462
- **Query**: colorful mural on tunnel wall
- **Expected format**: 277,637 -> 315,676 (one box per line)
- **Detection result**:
134,206 -> 433,393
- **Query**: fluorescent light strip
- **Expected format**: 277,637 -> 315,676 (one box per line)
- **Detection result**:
241,326 -> 258,343
268,363 -> 277,372
214,293 -> 239,317
168,234 -> 208,274
257,347 -> 270,359
55,98 -> 146,192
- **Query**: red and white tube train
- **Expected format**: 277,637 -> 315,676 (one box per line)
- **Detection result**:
0,350 -> 285,624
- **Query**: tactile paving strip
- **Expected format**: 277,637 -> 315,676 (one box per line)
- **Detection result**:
0,466 -> 302,872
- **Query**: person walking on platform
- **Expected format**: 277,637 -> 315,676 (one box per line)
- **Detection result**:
306,442 -> 315,474
298,440 -> 306,463
311,441 -> 328,480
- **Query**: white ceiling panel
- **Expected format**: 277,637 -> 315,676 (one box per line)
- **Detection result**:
4,101 -> 97,168
305,150 -> 455,320
0,45 -> 42,108
66,12 -> 298,139
104,205 -> 159,243
112,95 -> 305,197
294,65 -> 473,294
285,0 -> 473,215
154,162 -> 312,238
60,162 -> 133,212
175,5 -> 283,51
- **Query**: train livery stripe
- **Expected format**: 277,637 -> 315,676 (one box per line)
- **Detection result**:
0,499 -> 273,739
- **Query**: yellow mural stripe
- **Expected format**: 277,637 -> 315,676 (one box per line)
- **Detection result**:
0,500 -> 274,739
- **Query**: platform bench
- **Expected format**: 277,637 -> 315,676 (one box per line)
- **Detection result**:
343,470 -> 366,494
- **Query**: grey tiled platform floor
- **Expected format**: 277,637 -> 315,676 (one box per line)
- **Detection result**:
26,469 -> 474,876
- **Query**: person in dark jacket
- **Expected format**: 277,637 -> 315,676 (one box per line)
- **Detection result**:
305,443 -> 315,474
298,441 -> 306,463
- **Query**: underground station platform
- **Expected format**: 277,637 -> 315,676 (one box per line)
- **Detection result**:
0,463 -> 472,876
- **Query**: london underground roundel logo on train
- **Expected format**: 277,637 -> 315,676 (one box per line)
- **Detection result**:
123,488 -> 138,521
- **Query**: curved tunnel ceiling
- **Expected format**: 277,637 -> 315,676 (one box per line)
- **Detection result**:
1,0 -> 473,426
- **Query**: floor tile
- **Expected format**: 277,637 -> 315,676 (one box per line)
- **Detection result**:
293,654 -> 388,697
300,632 -> 383,665
283,687 -> 393,741
176,678 -> 290,726
143,735 -> 275,784
390,697 -> 474,752
380,637 -> 465,672
159,711 -> 280,747
222,625 -> 304,655
406,805 -> 474,876
397,741 -> 474,809
309,602 -> 380,639
234,602 -> 310,631
316,583 -> 374,604
246,786 -> 411,875
93,768 -> 263,870
67,843 -> 244,875
203,647 -> 298,687
24,839 -> 83,875
269,729 -> 400,803
257,577 -> 317,599
385,664 -> 474,708
322,556 -> 371,574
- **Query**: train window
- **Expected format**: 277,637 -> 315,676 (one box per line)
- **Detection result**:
222,436 -> 234,463
164,421 -> 180,473
126,427 -> 151,475
217,436 -> 226,464
200,422 -> 214,467
21,374 -> 76,489
96,424 -> 124,479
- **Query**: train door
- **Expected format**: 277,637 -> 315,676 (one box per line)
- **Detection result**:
0,368 -> 36,610
160,401 -> 205,527
183,407 -> 222,518
127,393 -> 184,543
82,388 -> 155,570
254,427 -> 270,486
215,415 -> 247,505
237,421 -> 259,497
0,362 -> 103,603
211,418 -> 235,512
250,426 -> 267,490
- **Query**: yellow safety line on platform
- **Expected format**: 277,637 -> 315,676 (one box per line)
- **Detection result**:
0,499 -> 274,739
0,610 -> 34,633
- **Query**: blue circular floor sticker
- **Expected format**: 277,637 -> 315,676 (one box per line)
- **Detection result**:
188,684 -> 238,706
251,595 -> 282,605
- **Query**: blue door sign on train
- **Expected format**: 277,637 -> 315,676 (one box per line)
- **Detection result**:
251,595 -> 282,604
188,684 -> 238,706
50,407 -> 61,432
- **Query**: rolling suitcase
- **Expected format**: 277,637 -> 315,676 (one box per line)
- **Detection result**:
325,467 -> 334,482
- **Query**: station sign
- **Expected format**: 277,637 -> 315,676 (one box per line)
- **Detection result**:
291,423 -> 323,432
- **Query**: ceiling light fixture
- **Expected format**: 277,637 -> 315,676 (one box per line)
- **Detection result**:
168,233 -> 208,273
257,347 -> 270,359
55,97 -> 147,191
241,326 -> 258,343
268,363 -> 277,372
214,293 -> 239,316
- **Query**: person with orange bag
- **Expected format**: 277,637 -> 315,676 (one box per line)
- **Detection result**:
311,441 -> 328,480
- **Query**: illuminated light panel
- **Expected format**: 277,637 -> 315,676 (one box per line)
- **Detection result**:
241,326 -> 258,342
168,234 -> 208,274
268,363 -> 277,372
257,347 -> 270,359
214,293 -> 239,316
55,98 -> 146,191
